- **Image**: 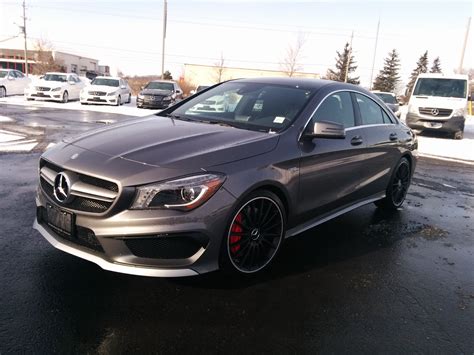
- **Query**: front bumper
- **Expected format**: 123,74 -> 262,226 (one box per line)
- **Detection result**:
33,184 -> 236,277
136,96 -> 171,109
406,112 -> 465,133
25,90 -> 63,101
80,93 -> 119,105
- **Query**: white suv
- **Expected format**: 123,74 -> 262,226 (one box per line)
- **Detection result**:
25,72 -> 85,103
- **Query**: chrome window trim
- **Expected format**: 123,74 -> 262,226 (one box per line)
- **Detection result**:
298,89 -> 398,141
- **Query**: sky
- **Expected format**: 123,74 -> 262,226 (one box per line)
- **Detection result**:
1,0 -> 472,89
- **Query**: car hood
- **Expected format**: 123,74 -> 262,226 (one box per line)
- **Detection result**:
35,79 -> 67,88
86,85 -> 119,93
140,89 -> 172,96
55,116 -> 278,177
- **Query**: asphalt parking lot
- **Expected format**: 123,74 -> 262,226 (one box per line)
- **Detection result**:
1,106 -> 473,353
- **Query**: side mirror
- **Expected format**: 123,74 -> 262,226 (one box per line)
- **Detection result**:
8,76 -> 14,80
120,85 -> 126,89
140,86 -> 144,90
69,80 -> 76,85
304,120 -> 345,139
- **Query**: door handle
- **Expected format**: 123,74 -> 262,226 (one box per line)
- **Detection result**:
350,136 -> 363,146
389,133 -> 398,141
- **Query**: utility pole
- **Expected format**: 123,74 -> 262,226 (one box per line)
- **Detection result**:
22,0 -> 28,76
369,18 -> 380,90
161,0 -> 167,80
458,16 -> 471,73
344,31 -> 354,83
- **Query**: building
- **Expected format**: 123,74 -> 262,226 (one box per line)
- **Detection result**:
0,37 -> 107,75
183,63 -> 320,87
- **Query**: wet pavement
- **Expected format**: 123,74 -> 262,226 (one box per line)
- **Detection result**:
0,106 -> 473,353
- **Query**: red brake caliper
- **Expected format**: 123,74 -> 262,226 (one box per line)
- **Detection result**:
230,213 -> 243,254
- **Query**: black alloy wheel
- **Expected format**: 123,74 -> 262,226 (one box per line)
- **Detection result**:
225,191 -> 285,274
375,157 -> 411,210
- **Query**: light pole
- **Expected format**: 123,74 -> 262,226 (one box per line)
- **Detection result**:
22,0 -> 28,76
161,0 -> 167,79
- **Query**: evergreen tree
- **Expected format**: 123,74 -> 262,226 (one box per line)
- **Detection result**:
406,51 -> 429,97
430,57 -> 442,73
326,42 -> 360,85
163,70 -> 173,80
372,49 -> 401,92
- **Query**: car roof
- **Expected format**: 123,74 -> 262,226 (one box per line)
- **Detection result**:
231,77 -> 352,90
372,91 -> 395,95
418,73 -> 468,80
94,76 -> 121,80
150,80 -> 175,83
45,72 -> 73,75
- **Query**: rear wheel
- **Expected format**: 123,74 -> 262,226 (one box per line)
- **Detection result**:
221,190 -> 286,274
375,157 -> 411,210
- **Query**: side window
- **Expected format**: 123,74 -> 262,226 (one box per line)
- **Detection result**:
15,71 -> 24,78
8,71 -> 15,78
382,110 -> 394,124
311,91 -> 355,128
355,93 -> 385,125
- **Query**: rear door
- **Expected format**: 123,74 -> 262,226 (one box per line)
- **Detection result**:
297,91 -> 369,222
353,93 -> 403,196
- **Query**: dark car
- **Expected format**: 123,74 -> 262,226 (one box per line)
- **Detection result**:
137,80 -> 183,109
372,91 -> 401,117
33,78 -> 417,277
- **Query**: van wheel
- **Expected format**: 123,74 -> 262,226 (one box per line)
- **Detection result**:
453,131 -> 463,140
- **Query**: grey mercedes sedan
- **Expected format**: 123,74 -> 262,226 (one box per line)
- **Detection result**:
33,78 -> 417,276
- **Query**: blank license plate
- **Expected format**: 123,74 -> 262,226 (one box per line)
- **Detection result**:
425,122 -> 442,129
46,204 -> 74,236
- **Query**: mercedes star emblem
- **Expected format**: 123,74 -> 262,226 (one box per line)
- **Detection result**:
53,172 -> 71,203
431,108 -> 440,116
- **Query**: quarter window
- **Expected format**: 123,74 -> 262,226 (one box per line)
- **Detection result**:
356,93 -> 387,125
311,92 -> 355,128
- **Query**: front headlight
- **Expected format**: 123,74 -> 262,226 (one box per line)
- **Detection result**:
408,104 -> 417,113
131,174 -> 226,211
138,94 -> 144,99
51,87 -> 61,91
163,95 -> 172,101
452,107 -> 466,117
107,91 -> 118,96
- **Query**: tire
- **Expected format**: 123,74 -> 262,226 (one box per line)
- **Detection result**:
127,93 -> 131,104
62,91 -> 69,103
81,102 -> 87,105
115,95 -> 121,106
0,86 -> 6,98
375,157 -> 411,210
220,190 -> 286,274
27,98 -> 34,101
453,130 -> 463,140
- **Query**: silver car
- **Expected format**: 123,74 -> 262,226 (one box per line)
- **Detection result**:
34,78 -> 417,277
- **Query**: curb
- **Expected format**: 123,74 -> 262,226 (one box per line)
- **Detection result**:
419,153 -> 474,166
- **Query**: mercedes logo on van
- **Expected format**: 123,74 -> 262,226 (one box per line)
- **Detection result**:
431,108 -> 440,116
53,172 -> 72,203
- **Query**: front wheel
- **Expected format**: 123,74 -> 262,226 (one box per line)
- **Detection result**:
62,91 -> 69,103
0,86 -> 6,98
453,130 -> 463,140
375,157 -> 411,210
221,190 -> 286,274
115,95 -> 121,106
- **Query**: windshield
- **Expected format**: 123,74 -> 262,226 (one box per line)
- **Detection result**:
0,71 -> 7,78
146,82 -> 174,91
43,74 -> 67,82
91,78 -> 119,87
169,81 -> 315,132
374,93 -> 397,104
413,78 -> 467,98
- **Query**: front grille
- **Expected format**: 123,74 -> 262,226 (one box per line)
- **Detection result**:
39,159 -> 118,213
419,107 -> 453,117
88,91 -> 107,96
37,207 -> 104,253
144,95 -> 162,101
36,87 -> 51,91
124,235 -> 206,259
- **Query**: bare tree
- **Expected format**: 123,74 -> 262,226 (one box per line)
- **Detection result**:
280,34 -> 306,77
213,52 -> 226,83
32,39 -> 64,75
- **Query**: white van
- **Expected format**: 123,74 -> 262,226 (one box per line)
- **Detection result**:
406,73 -> 469,139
